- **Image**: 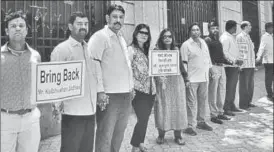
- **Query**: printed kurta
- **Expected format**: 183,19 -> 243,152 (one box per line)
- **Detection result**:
154,48 -> 188,131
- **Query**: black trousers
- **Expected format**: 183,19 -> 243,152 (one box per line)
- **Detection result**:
239,68 -> 255,109
61,114 -> 95,152
224,67 -> 239,111
130,90 -> 155,147
264,63 -> 274,97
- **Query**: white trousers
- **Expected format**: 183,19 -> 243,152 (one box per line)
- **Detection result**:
1,107 -> 41,152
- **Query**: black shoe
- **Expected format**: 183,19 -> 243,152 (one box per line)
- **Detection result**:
174,137 -> 186,145
217,114 -> 231,120
231,108 -> 243,112
248,103 -> 256,108
211,117 -> 223,124
267,96 -> 273,102
197,122 -> 213,131
224,110 -> 235,116
156,136 -> 164,145
183,128 -> 197,136
241,107 -> 251,111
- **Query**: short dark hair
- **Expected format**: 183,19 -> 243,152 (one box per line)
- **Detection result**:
240,21 -> 249,30
265,22 -> 273,30
4,10 -> 28,28
68,11 -> 87,24
106,4 -> 125,16
225,20 -> 237,31
208,20 -> 218,29
188,22 -> 200,35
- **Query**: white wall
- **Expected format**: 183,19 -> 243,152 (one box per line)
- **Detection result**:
218,1 -> 243,34
111,1 -> 167,49
259,1 -> 273,35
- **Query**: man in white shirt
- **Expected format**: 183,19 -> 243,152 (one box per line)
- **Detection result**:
256,22 -> 273,101
219,20 -> 244,116
181,22 -> 213,136
87,4 -> 134,152
51,12 -> 101,152
236,21 -> 256,110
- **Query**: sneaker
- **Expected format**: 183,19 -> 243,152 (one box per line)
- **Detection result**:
197,122 -> 213,131
217,114 -> 231,120
224,110 -> 235,116
211,117 -> 223,124
183,128 -> 197,136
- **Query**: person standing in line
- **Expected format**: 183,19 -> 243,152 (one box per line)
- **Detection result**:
256,22 -> 273,102
87,4 -> 134,152
204,21 -> 233,125
154,28 -> 188,145
236,21 -> 256,110
51,12 -> 100,152
128,24 -> 156,152
219,20 -> 244,116
180,22 -> 213,136
1,10 -> 41,152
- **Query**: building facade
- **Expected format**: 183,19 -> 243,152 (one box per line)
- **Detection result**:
1,0 -> 272,139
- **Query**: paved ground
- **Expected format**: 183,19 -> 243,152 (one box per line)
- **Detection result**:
39,67 -> 273,152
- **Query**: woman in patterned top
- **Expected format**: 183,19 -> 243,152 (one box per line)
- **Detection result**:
128,24 -> 156,152
154,29 -> 189,145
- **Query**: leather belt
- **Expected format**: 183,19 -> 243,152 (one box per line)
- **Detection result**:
1,108 -> 32,115
213,63 -> 223,66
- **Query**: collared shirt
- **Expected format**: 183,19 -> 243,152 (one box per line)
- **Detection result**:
257,32 -> 273,64
180,37 -> 212,83
219,31 -> 240,67
236,31 -> 255,68
51,36 -> 100,115
204,35 -> 233,65
1,43 -> 41,111
128,45 -> 156,95
87,25 -> 134,93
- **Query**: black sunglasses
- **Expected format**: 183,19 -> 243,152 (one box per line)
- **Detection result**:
162,35 -> 172,39
138,31 -> 149,35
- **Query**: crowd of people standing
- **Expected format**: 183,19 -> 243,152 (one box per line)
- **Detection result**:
1,4 -> 273,152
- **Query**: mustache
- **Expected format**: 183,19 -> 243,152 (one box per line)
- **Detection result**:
114,22 -> 121,26
79,29 -> 87,32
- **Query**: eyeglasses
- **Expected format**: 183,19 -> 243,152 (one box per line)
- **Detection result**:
138,31 -> 149,36
163,35 -> 172,39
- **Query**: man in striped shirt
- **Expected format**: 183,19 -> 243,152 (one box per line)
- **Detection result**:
236,21 -> 256,110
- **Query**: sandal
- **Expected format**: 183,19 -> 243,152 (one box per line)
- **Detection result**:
139,146 -> 148,152
174,138 -> 186,145
131,146 -> 140,152
156,136 -> 165,145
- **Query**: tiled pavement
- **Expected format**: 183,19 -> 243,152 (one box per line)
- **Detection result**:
39,68 -> 273,152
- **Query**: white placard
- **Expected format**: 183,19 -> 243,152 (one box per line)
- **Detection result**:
238,43 -> 248,60
149,50 -> 180,76
203,22 -> 209,36
31,60 -> 85,104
